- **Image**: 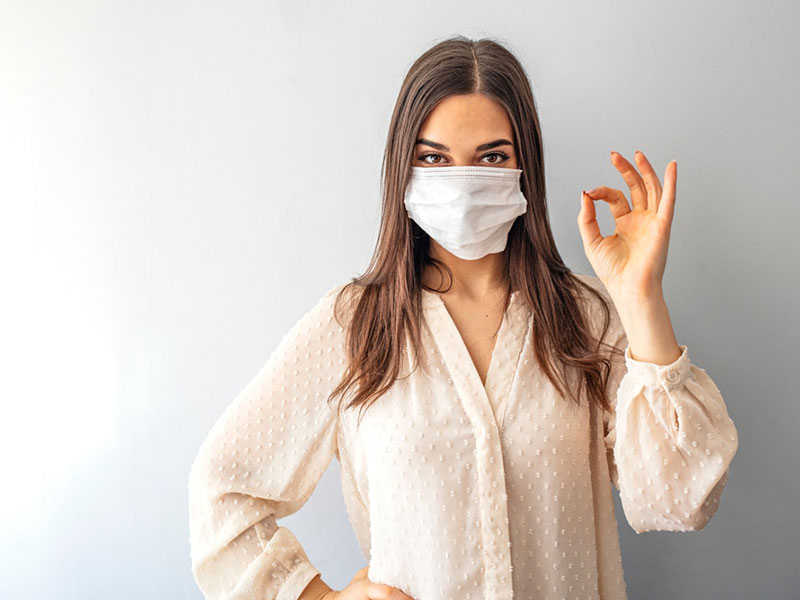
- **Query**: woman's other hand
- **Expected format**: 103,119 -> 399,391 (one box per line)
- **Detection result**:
324,566 -> 416,600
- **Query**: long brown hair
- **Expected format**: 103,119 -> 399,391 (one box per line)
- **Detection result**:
328,35 -> 622,426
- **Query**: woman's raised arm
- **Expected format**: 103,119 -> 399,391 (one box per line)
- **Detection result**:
602,297 -> 739,534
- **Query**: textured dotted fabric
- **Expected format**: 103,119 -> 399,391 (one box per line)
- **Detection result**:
188,273 -> 739,600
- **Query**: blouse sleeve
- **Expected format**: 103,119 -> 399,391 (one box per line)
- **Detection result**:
188,283 -> 348,599
601,295 -> 739,535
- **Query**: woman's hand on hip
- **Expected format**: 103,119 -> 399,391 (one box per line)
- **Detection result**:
324,566 -> 416,600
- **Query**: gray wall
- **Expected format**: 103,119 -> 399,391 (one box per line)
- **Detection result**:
1,1 -> 797,598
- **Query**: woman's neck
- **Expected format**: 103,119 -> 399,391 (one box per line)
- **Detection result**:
422,240 -> 509,302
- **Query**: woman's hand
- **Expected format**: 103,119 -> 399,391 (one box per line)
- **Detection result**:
323,566 -> 416,600
577,150 -> 677,298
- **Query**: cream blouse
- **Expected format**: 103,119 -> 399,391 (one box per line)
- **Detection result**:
188,273 -> 739,600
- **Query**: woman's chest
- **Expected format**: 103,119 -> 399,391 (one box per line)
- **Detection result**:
337,347 -> 594,509
438,293 -> 507,387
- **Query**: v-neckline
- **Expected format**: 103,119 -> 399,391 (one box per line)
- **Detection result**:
421,288 -> 531,429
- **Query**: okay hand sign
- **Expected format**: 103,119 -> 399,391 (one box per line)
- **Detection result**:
577,150 -> 677,298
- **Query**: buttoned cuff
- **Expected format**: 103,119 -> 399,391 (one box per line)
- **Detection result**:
623,343 -> 693,391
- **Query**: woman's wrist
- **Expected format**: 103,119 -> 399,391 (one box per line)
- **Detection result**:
299,573 -> 336,600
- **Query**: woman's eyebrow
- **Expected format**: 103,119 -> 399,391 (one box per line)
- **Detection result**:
415,138 -> 514,152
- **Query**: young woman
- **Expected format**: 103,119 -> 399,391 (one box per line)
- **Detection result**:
188,36 -> 738,600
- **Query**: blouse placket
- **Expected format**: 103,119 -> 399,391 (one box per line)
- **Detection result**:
421,290 -> 532,600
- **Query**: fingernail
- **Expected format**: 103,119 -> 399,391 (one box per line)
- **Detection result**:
586,187 -> 598,195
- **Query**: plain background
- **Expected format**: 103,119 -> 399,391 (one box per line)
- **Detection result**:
1,1 -> 797,598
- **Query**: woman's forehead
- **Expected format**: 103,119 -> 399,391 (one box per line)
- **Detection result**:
418,94 -> 514,144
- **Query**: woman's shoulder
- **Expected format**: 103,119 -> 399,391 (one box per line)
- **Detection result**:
317,279 -> 366,328
569,270 -> 623,326
571,271 -> 605,292
569,271 -> 613,305
277,281 -> 360,350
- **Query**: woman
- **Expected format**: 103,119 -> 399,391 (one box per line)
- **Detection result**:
188,36 -> 738,600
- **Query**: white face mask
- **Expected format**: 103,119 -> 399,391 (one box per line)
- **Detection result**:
403,165 -> 528,260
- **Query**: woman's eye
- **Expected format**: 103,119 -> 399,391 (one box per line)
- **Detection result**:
418,153 -> 443,165
416,151 -> 510,165
482,151 -> 510,164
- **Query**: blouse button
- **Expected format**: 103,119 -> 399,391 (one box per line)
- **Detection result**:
667,370 -> 679,382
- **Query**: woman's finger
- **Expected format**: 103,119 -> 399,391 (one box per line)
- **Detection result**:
633,150 -> 664,212
353,566 -> 370,580
366,581 -> 415,599
610,151 -> 648,211
657,160 -> 677,224
577,190 -> 603,254
583,186 -> 631,219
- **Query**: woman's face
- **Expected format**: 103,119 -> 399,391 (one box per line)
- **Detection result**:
413,93 -> 518,169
